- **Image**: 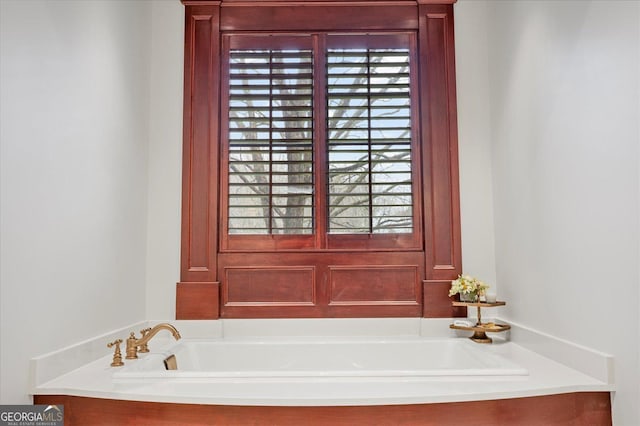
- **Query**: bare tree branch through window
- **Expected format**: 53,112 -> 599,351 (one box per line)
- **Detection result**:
226,36 -> 414,237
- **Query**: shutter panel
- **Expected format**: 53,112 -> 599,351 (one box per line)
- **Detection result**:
228,49 -> 314,235
327,48 -> 413,234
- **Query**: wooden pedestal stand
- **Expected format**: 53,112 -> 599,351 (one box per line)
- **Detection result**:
449,301 -> 510,343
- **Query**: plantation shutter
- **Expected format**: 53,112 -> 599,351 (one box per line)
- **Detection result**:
326,47 -> 414,234
227,48 -> 314,235
223,33 -> 418,249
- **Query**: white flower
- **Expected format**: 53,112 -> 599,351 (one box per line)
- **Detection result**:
449,275 -> 489,297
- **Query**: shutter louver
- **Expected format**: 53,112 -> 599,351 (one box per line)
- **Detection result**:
228,49 -> 314,235
327,48 -> 413,234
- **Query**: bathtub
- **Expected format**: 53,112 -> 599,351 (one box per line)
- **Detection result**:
33,319 -> 614,424
113,337 -> 528,381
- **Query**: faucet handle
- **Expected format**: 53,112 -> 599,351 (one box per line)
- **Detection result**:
138,328 -> 152,353
107,339 -> 124,367
107,338 -> 123,348
125,332 -> 139,360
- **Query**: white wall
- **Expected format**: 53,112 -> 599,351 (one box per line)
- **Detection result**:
454,0 -> 498,292
145,0 -> 184,319
0,0 -> 152,403
479,0 -> 639,424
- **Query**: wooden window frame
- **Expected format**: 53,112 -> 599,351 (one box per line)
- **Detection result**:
176,0 -> 463,320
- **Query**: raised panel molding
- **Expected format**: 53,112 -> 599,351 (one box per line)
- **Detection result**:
223,267 -> 316,306
180,6 -> 221,283
328,266 -> 419,306
418,4 -> 462,284
177,4 -> 222,317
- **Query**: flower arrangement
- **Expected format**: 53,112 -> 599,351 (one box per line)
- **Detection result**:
448,275 -> 489,301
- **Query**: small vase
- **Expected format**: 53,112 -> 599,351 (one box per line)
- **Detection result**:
460,292 -> 478,302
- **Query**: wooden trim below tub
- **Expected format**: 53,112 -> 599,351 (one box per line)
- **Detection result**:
35,392 -> 612,426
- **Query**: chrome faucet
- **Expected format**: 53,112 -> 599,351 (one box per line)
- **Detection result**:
125,323 -> 181,359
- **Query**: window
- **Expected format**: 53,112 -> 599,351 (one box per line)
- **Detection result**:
227,44 -> 314,235
221,33 -> 420,250
178,1 -> 462,319
326,43 -> 413,234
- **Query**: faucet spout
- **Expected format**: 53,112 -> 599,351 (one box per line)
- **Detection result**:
125,323 -> 181,359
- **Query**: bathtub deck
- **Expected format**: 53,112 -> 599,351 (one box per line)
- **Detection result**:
31,321 -> 614,423
31,333 -> 610,407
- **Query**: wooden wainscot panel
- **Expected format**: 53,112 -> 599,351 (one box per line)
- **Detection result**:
178,0 -> 464,320
223,267 -> 316,306
176,1 -> 222,320
220,3 -> 418,32
180,5 -> 221,283
329,266 -> 419,305
418,3 -> 462,284
176,282 -> 220,319
34,392 -> 612,426
323,253 -> 426,317
423,280 -> 465,318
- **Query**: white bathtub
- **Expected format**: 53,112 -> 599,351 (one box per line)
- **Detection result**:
32,319 -> 613,408
113,338 -> 528,381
